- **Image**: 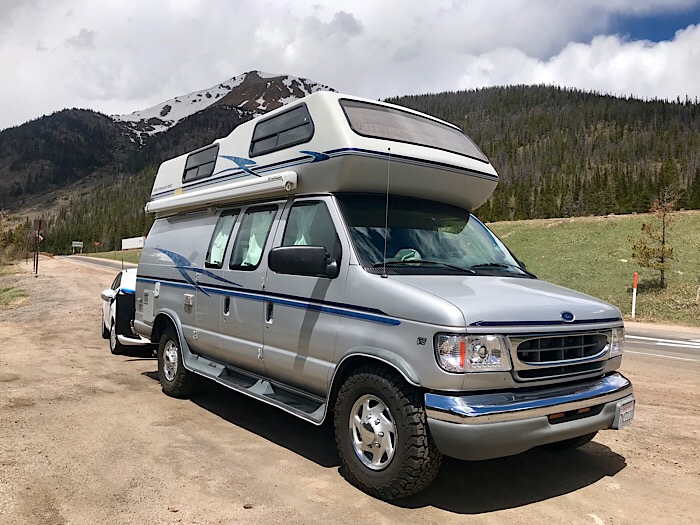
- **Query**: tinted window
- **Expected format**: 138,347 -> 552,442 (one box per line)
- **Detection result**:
183,144 -> 219,183
250,105 -> 313,157
340,99 -> 488,162
111,273 -> 122,291
229,206 -> 278,270
205,210 -> 239,268
282,201 -> 338,254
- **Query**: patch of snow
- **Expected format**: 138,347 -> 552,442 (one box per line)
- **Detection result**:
278,95 -> 297,106
112,71 -> 333,139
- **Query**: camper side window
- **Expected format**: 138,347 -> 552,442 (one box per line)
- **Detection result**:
183,144 -> 219,183
205,210 -> 239,268
229,206 -> 278,270
249,104 -> 314,157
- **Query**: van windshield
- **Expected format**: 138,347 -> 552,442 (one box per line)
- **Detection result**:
336,194 -> 529,277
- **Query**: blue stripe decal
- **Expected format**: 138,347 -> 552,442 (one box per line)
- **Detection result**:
136,277 -> 400,326
469,317 -> 622,327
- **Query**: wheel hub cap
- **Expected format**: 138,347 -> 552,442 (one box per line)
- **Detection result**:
349,394 -> 396,470
163,341 -> 178,382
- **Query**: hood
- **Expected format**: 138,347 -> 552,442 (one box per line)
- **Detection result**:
390,275 -> 621,330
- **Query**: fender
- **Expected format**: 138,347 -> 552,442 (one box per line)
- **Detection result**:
330,347 -> 422,389
151,309 -> 199,373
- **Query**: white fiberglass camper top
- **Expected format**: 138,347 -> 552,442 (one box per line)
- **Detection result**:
136,91 -> 634,501
145,92 -> 498,215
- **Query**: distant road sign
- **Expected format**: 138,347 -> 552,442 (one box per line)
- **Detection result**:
71,241 -> 84,248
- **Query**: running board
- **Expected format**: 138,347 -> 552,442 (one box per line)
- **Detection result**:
185,354 -> 326,425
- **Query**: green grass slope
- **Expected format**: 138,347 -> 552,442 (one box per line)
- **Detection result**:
488,211 -> 700,327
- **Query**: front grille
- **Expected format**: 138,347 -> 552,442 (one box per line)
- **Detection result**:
518,333 -> 607,364
510,331 -> 610,381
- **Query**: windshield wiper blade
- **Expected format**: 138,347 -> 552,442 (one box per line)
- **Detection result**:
373,260 -> 476,274
470,263 -> 537,278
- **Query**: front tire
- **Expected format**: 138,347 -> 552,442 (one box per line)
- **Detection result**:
334,365 -> 442,500
158,326 -> 196,398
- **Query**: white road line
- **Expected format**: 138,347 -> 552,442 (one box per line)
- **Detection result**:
626,350 -> 698,362
691,339 -> 700,343
626,335 -> 700,347
654,342 -> 700,349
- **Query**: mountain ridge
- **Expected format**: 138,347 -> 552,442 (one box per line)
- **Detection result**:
115,70 -> 335,142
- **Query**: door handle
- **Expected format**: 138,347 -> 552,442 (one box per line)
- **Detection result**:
265,301 -> 274,323
223,296 -> 230,315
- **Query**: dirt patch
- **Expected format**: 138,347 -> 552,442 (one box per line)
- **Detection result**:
0,257 -> 698,524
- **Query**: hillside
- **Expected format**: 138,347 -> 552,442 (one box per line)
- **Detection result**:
488,210 -> 700,327
0,109 -> 136,209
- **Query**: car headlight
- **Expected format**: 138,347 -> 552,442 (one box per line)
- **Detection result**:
610,327 -> 625,358
435,334 -> 511,373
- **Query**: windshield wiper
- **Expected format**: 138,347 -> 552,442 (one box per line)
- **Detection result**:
470,263 -> 537,278
373,260 -> 476,274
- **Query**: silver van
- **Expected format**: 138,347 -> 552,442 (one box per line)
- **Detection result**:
134,92 -> 634,500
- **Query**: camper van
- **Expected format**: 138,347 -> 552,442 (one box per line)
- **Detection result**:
134,92 -> 634,500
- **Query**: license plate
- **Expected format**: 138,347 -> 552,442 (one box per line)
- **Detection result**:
614,399 -> 635,429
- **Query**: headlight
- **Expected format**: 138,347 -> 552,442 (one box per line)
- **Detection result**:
610,327 -> 625,358
435,334 -> 511,373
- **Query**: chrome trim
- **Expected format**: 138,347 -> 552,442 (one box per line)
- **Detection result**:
117,334 -> 152,346
425,373 -> 633,424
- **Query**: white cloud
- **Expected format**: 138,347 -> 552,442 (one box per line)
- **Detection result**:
457,25 -> 700,101
0,0 -> 698,130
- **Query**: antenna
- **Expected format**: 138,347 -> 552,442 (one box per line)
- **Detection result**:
381,147 -> 391,279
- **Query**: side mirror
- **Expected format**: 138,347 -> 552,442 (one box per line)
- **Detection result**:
101,289 -> 117,302
268,246 -> 339,279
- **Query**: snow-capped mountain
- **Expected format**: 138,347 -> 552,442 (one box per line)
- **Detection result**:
115,71 -> 335,141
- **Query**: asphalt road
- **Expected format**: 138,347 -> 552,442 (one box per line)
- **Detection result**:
624,330 -> 700,362
63,255 -> 137,271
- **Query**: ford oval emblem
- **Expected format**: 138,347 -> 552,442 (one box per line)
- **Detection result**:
561,311 -> 575,323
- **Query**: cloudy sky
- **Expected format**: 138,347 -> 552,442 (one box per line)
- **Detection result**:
1,0 -> 699,130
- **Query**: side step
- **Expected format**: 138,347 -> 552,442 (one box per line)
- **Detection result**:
185,353 -> 327,425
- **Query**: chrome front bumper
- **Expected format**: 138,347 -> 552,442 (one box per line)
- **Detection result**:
425,372 -> 634,460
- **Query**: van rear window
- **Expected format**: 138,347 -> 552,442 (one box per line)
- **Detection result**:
183,144 -> 219,183
339,99 -> 488,162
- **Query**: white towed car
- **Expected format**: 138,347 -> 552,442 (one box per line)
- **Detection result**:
100,268 -> 151,354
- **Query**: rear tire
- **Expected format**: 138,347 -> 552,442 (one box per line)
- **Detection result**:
334,365 -> 442,500
109,322 -> 124,355
158,326 -> 196,398
541,432 -> 598,451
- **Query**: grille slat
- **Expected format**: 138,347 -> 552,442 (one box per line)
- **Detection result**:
511,331 -> 610,381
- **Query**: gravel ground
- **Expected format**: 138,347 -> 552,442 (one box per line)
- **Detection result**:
0,256 -> 698,525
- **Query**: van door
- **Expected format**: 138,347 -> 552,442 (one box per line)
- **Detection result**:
262,197 -> 348,397
219,203 -> 282,374
193,209 -> 239,362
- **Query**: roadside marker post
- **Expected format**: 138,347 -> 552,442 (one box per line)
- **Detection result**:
631,272 -> 639,320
